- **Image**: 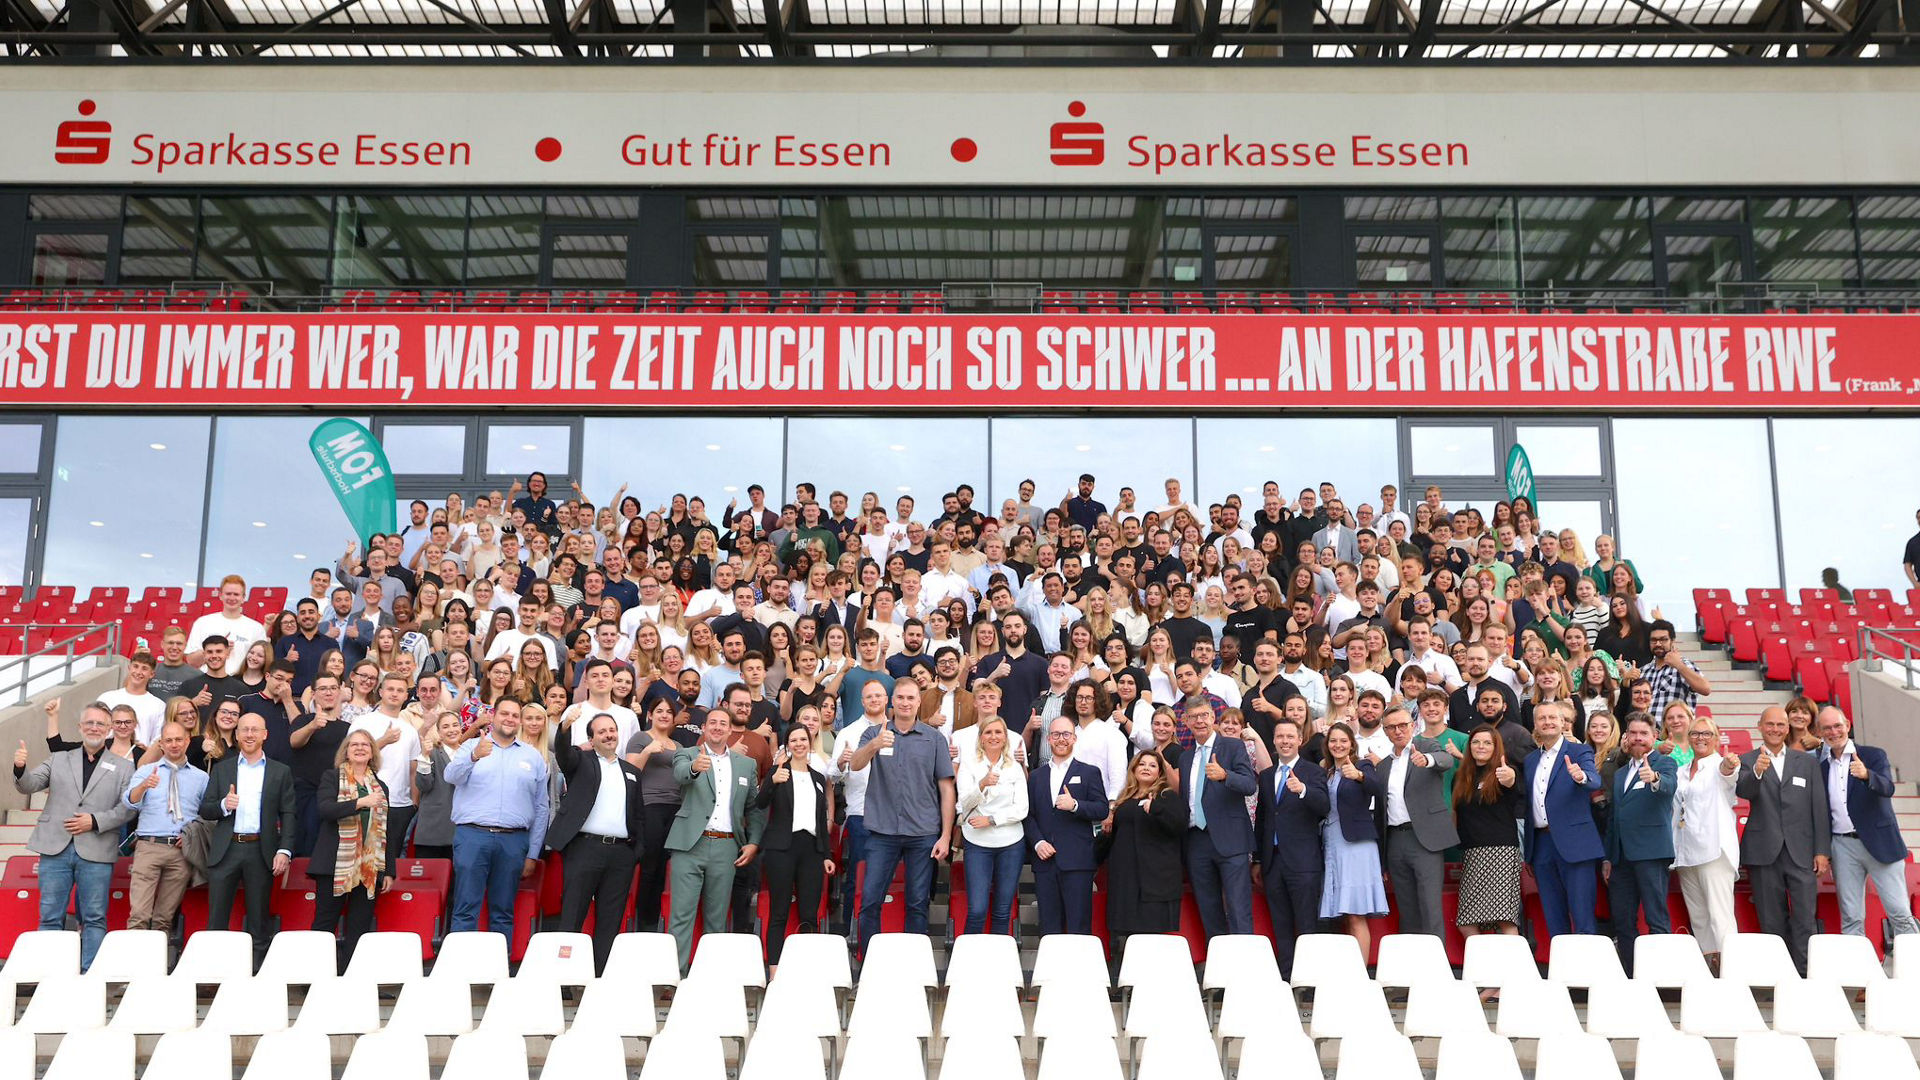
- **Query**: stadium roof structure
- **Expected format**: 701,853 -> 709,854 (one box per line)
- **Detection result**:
0,0 -> 1910,61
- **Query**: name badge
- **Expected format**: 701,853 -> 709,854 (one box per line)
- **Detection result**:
1791,776 -> 1807,788
99,762 -> 117,772
623,773 -> 636,783
738,777 -> 749,787
1068,776 -> 1081,785
519,761 -> 532,772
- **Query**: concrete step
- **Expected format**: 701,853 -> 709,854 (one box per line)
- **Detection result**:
4,810 -> 37,826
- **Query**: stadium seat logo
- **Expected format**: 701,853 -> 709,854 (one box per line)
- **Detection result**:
55,100 -> 111,165
1049,101 -> 1104,166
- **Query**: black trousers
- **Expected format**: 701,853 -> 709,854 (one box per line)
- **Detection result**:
560,834 -> 640,974
1263,865 -> 1324,980
635,804 -> 678,931
761,843 -> 827,965
384,806 -> 417,867
207,842 -> 274,960
312,882 -> 381,974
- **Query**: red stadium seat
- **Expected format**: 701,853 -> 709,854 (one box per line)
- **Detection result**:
1759,634 -> 1794,684
1799,588 -> 1837,606
1720,728 -> 1754,756
1747,588 -> 1782,607
1854,588 -> 1893,607
1728,617 -> 1761,665
1832,673 -> 1855,719
1795,652 -> 1835,703
1698,597 -> 1732,646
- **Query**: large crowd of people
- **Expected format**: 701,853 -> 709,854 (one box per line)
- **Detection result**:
13,470 -> 1916,980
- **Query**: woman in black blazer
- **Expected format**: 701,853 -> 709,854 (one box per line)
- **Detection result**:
308,729 -> 396,974
1103,749 -> 1188,966
755,724 -> 835,971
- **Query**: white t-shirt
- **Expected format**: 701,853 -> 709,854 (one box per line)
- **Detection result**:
347,712 -> 424,808
568,702 -> 641,752
485,629 -> 559,672
618,603 -> 663,639
187,612 -> 267,656
102,688 -> 168,747
686,589 -> 736,620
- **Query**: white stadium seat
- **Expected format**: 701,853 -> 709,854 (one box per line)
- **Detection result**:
1633,935 -> 1715,988
945,933 -> 1025,991
258,930 -> 341,982
1720,933 -> 1800,988
1734,1031 -> 1823,1080
343,932 -> 425,984
1375,933 -> 1456,989
243,1030 -> 334,1080
1808,934 -> 1888,988
172,931 -> 256,984
518,931 -> 598,986
44,1026 -> 134,1080
142,1028 -> 233,1080
2,931 -> 79,983
1547,934 -> 1628,986
87,930 -> 169,983
1835,1031 -> 1920,1080
342,1030 -> 430,1080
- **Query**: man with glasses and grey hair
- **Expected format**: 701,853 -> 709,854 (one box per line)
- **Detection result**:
1375,702 -> 1458,938
13,699 -> 136,970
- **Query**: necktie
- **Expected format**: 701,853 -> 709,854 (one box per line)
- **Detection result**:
165,765 -> 181,822
1192,745 -> 1210,830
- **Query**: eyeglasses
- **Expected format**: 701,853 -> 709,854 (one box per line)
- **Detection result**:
1048,731 -> 1076,740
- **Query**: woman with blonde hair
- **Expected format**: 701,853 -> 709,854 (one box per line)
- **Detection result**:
1079,588 -> 1117,644
1108,585 -> 1149,648
1141,626 -> 1179,703
1655,701 -> 1701,768
517,702 -> 563,826
308,728 -> 394,970
653,591 -> 689,653
1671,712 -> 1740,973
954,716 -> 1029,935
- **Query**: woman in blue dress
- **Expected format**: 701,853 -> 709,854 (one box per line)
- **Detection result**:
1318,722 -> 1390,960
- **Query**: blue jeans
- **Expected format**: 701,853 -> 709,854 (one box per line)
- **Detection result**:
962,838 -> 1024,935
838,814 -> 868,934
451,825 -> 526,936
40,846 -> 113,970
857,831 -> 937,950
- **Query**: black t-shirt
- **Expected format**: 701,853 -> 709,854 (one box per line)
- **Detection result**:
236,691 -> 299,764
180,672 -> 251,727
289,712 -> 350,789
1222,606 -> 1273,657
1904,532 -> 1920,573
1159,616 -> 1214,659
1242,674 -> 1302,743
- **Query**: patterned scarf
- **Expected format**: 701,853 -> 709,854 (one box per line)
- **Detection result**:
333,769 -> 387,899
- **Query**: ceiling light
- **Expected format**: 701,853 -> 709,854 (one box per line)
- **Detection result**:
1074,444 -> 1091,452
889,444 -> 907,451
291,553 -> 308,560
705,444 -> 721,451
520,443 -> 538,451
896,486 -> 912,493
251,521 -> 268,528
1258,445 -> 1275,452
138,552 -> 153,559
148,443 -> 166,451
87,520 -> 104,527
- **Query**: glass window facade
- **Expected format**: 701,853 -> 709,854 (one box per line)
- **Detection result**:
43,416 -> 211,590
205,416 -> 369,599
1771,419 -> 1920,595
7,188 -> 1909,297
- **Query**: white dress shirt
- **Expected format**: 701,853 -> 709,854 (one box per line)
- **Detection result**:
838,717 -> 877,816
703,746 -> 734,833
231,752 -> 268,835
347,711 -> 423,808
1071,718 -> 1132,801
1532,738 -> 1562,829
581,755 -> 629,838
570,702 -> 641,752
1384,748 -> 1412,826
1824,740 -> 1857,834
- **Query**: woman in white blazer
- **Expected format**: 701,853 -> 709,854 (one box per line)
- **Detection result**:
1670,713 -> 1741,973
955,716 -> 1029,935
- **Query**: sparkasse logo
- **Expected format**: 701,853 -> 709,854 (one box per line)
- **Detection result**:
55,100 -> 111,165
1048,101 -> 1104,166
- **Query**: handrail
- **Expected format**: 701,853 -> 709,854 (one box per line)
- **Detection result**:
1857,626 -> 1920,690
0,624 -> 122,707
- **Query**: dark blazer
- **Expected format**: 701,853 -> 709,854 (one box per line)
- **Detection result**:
755,765 -> 832,854
547,736 -> 646,854
1736,747 -> 1831,869
306,769 -> 398,881
1823,743 -> 1907,865
1023,758 -> 1109,872
811,601 -> 860,635
1187,735 -> 1259,856
1604,751 -> 1679,863
198,753 -> 297,864
1106,790 -> 1187,902
1327,759 -> 1386,843
1255,758 -> 1330,877
1522,739 -> 1604,863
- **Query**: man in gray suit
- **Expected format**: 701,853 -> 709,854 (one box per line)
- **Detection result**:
1374,702 -> 1459,938
665,706 -> 764,972
1734,705 -> 1830,976
12,700 -> 136,970
1311,499 -> 1359,565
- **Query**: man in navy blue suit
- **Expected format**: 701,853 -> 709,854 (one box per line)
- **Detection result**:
1254,715 -> 1329,978
1605,713 -> 1678,973
1817,706 -> 1920,941
1025,717 -> 1110,936
1182,696 -> 1258,937
1524,700 -> 1603,937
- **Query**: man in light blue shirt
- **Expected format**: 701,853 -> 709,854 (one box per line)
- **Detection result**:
696,629 -> 748,709
966,536 -> 1022,598
446,696 -> 550,936
122,720 -> 209,934
1022,573 -> 1077,656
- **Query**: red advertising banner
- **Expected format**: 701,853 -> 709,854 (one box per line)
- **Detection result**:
0,311 -> 1911,409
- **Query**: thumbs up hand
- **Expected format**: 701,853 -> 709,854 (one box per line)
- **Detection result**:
1285,771 -> 1306,795
223,785 -> 239,812
473,735 -> 494,760
1565,755 -> 1587,785
12,741 -> 25,769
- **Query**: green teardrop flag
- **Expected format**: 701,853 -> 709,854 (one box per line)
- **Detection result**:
1505,443 -> 1536,507
309,418 -> 396,545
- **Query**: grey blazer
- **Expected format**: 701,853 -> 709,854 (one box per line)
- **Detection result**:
1393,736 -> 1463,853
1735,747 -> 1831,869
15,748 -> 137,862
